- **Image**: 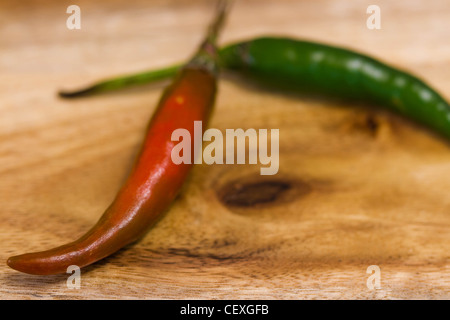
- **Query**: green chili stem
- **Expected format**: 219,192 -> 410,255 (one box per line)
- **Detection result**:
58,64 -> 181,98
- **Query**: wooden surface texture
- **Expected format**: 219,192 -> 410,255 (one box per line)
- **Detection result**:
0,0 -> 449,299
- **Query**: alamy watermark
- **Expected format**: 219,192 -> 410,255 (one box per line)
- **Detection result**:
66,265 -> 81,289
66,5 -> 81,30
366,265 -> 381,290
171,121 -> 279,175
366,5 -> 381,30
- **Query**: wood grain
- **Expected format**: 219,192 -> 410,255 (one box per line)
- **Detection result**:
0,0 -> 449,299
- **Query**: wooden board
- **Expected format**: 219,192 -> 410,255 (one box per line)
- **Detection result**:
0,0 -> 449,299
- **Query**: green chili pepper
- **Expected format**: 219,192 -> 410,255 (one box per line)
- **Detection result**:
59,36 -> 450,139
221,37 -> 450,139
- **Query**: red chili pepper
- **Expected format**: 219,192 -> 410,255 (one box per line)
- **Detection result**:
7,1 -> 229,275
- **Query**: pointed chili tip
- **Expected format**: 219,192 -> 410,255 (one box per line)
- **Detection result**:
6,254 -> 60,275
58,90 -> 84,99
58,86 -> 97,98
7,255 -> 24,273
7,254 -> 36,274
58,90 -> 72,98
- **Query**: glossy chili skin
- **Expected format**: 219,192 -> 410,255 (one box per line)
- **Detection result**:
220,37 -> 450,139
7,67 -> 216,275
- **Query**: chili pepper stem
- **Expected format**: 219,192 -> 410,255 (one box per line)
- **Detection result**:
58,65 -> 181,98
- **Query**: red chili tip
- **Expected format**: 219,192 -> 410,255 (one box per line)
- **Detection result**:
7,255 -> 26,273
6,254 -> 64,276
7,255 -> 34,275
